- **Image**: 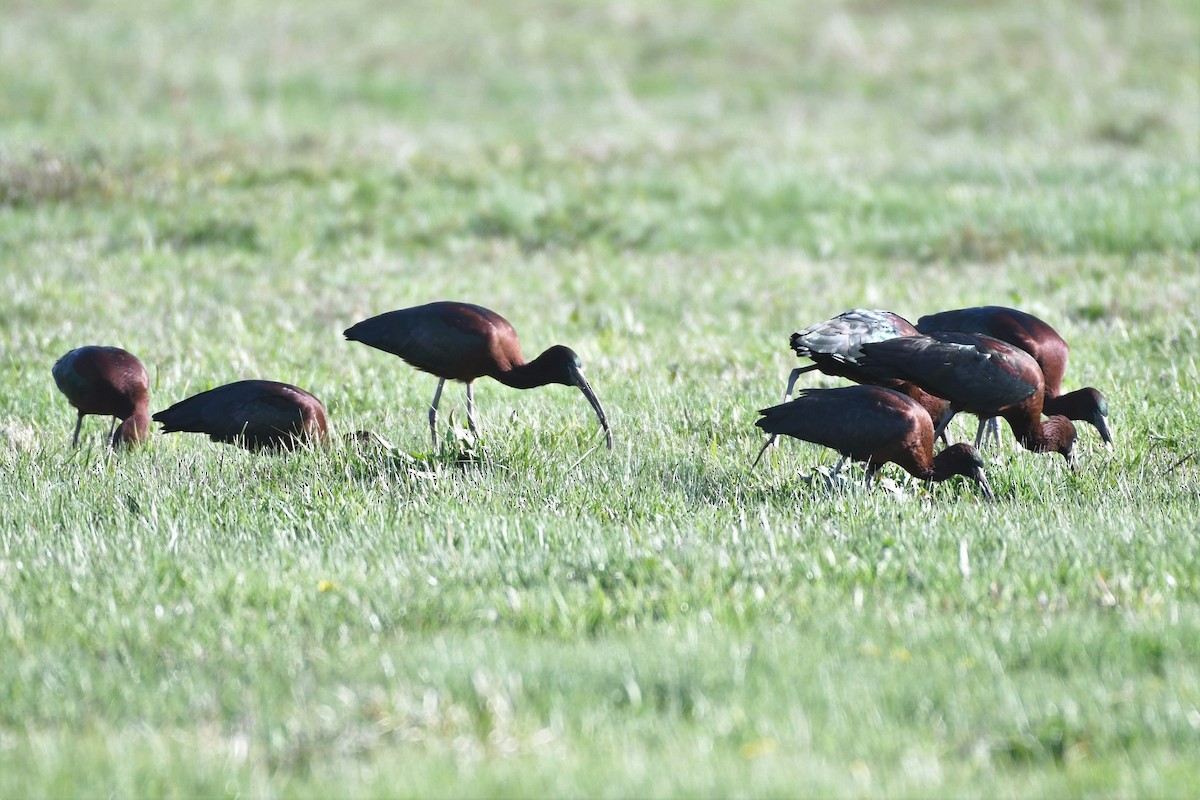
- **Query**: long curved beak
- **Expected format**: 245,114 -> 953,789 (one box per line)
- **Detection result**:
569,365 -> 613,449
973,468 -> 995,501
1094,412 -> 1114,448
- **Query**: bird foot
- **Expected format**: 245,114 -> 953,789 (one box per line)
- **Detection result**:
447,424 -> 489,463
345,430 -> 395,452
874,476 -> 908,499
802,465 -> 853,491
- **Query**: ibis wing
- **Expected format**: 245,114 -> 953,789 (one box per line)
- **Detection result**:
52,351 -> 91,400
915,307 -> 1001,336
217,389 -> 312,439
791,308 -> 917,363
917,306 -> 1052,348
756,387 -> 914,459
857,336 -> 1036,409
154,381 -> 317,438
345,303 -> 509,375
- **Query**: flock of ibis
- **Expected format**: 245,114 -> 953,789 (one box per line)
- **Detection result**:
52,301 -> 1110,499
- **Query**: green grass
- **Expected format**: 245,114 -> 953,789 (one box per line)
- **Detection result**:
2,0 -> 1199,795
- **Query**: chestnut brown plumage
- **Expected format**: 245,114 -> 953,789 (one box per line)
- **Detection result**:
855,332 -> 1078,466
916,305 -> 1111,445
152,380 -> 328,451
754,385 -> 994,499
344,301 -> 612,450
754,309 -> 952,459
52,346 -> 151,448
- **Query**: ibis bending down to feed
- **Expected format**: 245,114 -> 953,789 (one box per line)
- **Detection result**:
153,380 -> 328,450
855,332 -> 1079,467
785,308 -> 949,420
344,301 -> 612,450
754,385 -> 994,499
52,345 -> 151,448
756,309 -> 950,457
916,305 -> 1111,446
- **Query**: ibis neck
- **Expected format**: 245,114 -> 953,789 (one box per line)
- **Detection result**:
1042,388 -> 1097,422
114,408 -> 152,446
496,351 -> 558,390
1005,411 -> 1074,453
906,387 -> 950,422
928,449 -> 968,483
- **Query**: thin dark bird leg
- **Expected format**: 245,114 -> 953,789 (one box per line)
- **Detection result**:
932,407 -> 957,442
860,460 -> 878,490
108,417 -> 117,444
754,365 -> 818,465
973,417 -> 1003,448
831,454 -> 849,479
71,411 -> 84,448
466,381 -> 478,438
428,378 -> 445,449
751,436 -> 775,468
783,365 -> 816,402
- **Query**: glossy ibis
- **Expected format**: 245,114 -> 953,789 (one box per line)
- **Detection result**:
52,346 -> 151,448
916,305 -> 1111,446
785,308 -> 949,420
344,301 -> 612,450
153,380 -> 328,450
754,309 -> 952,459
855,332 -> 1079,466
754,385 -> 994,499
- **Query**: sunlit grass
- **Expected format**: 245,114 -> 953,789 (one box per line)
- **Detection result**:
1,0 -> 1199,796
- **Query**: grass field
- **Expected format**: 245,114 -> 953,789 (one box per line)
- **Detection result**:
2,0 -> 1199,795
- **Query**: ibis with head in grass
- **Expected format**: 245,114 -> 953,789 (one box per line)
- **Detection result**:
754,385 -> 994,499
916,305 -> 1112,446
153,380 -> 328,451
52,345 -> 151,449
855,332 -> 1079,467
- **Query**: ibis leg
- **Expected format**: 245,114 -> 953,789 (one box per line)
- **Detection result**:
71,412 -> 84,448
428,378 -> 445,448
831,454 -> 849,479
751,435 -> 776,468
466,381 -> 478,437
754,366 -> 818,465
974,416 -> 1003,448
932,407 -> 957,442
783,364 -> 819,401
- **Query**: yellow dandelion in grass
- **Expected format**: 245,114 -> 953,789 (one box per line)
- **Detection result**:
858,642 -> 881,657
739,738 -> 777,760
318,580 -> 337,593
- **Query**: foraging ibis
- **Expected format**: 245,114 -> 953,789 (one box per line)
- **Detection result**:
344,301 -> 612,450
52,346 -> 151,448
855,332 -> 1079,466
916,305 -> 1112,445
153,380 -> 328,450
753,309 -> 951,459
786,308 -> 949,420
754,385 -> 994,499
